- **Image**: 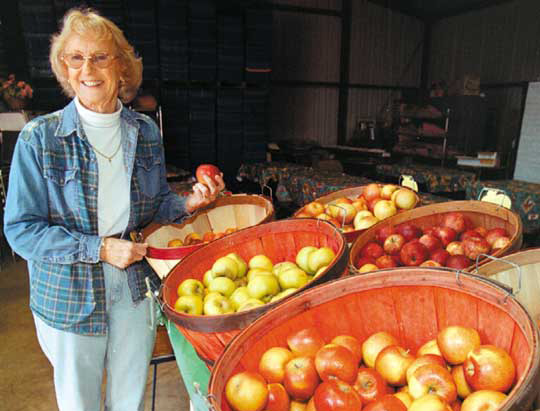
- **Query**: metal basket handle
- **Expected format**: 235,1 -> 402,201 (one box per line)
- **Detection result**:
261,183 -> 273,199
473,253 -> 522,300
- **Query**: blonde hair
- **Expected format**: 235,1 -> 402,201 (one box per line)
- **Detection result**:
50,8 -> 142,103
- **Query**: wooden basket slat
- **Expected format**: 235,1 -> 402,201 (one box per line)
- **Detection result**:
209,269 -> 540,411
274,232 -> 298,263
260,234 -> 281,264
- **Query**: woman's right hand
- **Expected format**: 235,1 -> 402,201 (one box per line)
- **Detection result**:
99,237 -> 148,269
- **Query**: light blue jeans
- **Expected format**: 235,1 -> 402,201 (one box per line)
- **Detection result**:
33,263 -> 157,411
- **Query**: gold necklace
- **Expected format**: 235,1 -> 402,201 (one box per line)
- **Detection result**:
89,140 -> 122,163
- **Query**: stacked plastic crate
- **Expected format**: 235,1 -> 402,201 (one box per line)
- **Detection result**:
217,89 -> 243,176
159,0 -> 188,82
189,0 -> 216,82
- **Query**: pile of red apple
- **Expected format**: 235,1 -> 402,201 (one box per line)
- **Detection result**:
224,325 -> 515,411
296,184 -> 419,233
355,212 -> 512,272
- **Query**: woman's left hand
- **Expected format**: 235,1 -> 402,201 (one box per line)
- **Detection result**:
185,173 -> 226,213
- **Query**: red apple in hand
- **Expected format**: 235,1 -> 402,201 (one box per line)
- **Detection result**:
408,363 -> 457,403
287,327 -> 325,357
314,379 -> 362,411
376,226 -> 397,245
354,367 -> 392,404
196,164 -> 221,186
442,213 -> 469,234
396,223 -> 422,242
430,249 -> 450,266
267,383 -> 290,411
462,237 -> 491,261
463,345 -> 516,392
446,255 -> 472,270
363,394 -> 407,411
315,344 -> 359,384
225,371 -> 269,411
283,356 -> 320,401
400,240 -> 428,266
419,234 -> 443,252
384,234 -> 406,255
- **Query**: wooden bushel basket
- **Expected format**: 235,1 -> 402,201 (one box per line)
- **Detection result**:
350,200 -> 523,271
142,194 -> 274,279
161,219 -> 349,366
293,185 -> 420,243
208,268 -> 540,411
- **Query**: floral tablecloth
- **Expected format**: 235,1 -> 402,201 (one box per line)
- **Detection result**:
376,163 -> 476,193
237,162 -> 450,207
465,179 -> 540,234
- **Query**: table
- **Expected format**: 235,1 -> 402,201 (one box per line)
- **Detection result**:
376,163 -> 477,193
237,162 -> 450,208
465,179 -> 540,234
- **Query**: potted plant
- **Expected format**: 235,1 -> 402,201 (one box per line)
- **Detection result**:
1,74 -> 33,110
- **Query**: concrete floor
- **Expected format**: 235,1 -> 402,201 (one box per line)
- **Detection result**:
0,259 -> 190,411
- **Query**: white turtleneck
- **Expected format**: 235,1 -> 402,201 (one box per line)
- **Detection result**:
75,97 -> 130,237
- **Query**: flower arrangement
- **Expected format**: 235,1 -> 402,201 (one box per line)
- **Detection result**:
2,74 -> 33,109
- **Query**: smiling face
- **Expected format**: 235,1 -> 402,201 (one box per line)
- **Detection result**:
64,34 -> 121,113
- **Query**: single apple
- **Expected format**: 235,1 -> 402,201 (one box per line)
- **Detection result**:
363,242 -> 386,259
460,390 -> 506,411
368,198 -> 383,213
375,345 -> 415,386
314,379 -> 362,411
315,343 -> 359,384
408,363 -> 457,403
463,345 -> 516,392
230,286 -> 251,310
247,274 -> 280,302
304,201 -> 325,217
355,256 -> 376,269
204,291 -> 223,303
384,234 -> 406,255
419,234 -> 443,252
364,183 -> 382,201
287,327 -> 326,357
331,335 -> 363,364
442,212 -> 469,234
437,326 -> 481,365
177,278 -> 205,297
203,269 -> 218,287
212,256 -> 239,279
259,347 -> 295,384
376,225 -> 397,245
432,226 -> 457,247
446,241 -> 465,256
406,354 -> 448,383
400,240 -> 428,266
381,184 -> 400,200
167,238 -> 184,247
208,276 -> 236,297
237,298 -> 265,312
203,294 -> 234,315
492,236 -> 511,250
459,230 -> 483,242
374,200 -> 398,220
266,383 -> 290,411
376,255 -> 399,269
278,267 -> 309,289
225,371 -> 268,411
462,237 -> 491,261
353,197 -> 369,212
359,263 -> 379,273
394,189 -> 418,210
249,254 -> 274,271
485,228 -> 509,246
417,339 -> 443,357
395,223 -> 422,242
409,394 -> 452,411
196,164 -> 221,186
283,356 -> 320,401
174,295 -> 203,315
363,394 -> 407,411
446,255 -> 472,270
228,252 -> 248,278
420,260 -> 442,267
308,247 -> 336,274
327,202 -> 357,225
452,365 -> 473,399
354,215 -> 380,230
362,331 -> 399,368
353,367 -> 392,404
203,231 -> 215,242
273,262 -> 300,276
296,246 -> 318,273
184,232 -> 203,245
430,249 -> 450,266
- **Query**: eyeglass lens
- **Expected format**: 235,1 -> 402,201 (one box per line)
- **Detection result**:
64,53 -> 113,69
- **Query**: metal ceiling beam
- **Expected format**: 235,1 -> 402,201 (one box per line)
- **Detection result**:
364,0 -> 425,20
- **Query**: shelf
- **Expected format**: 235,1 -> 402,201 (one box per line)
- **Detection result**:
397,131 -> 447,139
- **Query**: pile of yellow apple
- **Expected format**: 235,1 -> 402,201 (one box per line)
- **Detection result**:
296,183 -> 418,232
174,246 -> 336,315
167,227 -> 238,247
225,325 -> 515,411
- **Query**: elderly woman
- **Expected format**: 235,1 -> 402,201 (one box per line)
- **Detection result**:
4,8 -> 224,411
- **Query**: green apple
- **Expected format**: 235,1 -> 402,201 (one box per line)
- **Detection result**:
204,291 -> 223,303
203,269 -> 218,287
247,268 -> 274,283
314,265 -> 328,279
247,274 -> 280,302
227,252 -> 247,278
269,287 -> 298,303
208,276 -> 236,297
248,254 -> 274,271
272,261 -> 298,276
237,298 -> 265,312
229,286 -> 251,310
307,247 -> 336,274
177,278 -> 205,297
174,295 -> 203,315
278,267 -> 309,289
203,294 -> 234,315
296,246 -> 318,273
234,277 -> 248,288
212,256 -> 239,279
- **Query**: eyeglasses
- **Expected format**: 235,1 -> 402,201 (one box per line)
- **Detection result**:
62,52 -> 117,69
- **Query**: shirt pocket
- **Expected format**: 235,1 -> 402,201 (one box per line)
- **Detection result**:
43,167 -> 80,214
135,156 -> 162,198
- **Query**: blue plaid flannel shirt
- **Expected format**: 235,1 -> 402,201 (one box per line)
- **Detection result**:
4,100 -> 188,335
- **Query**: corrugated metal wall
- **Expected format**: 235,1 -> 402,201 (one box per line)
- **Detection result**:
270,0 -> 424,145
